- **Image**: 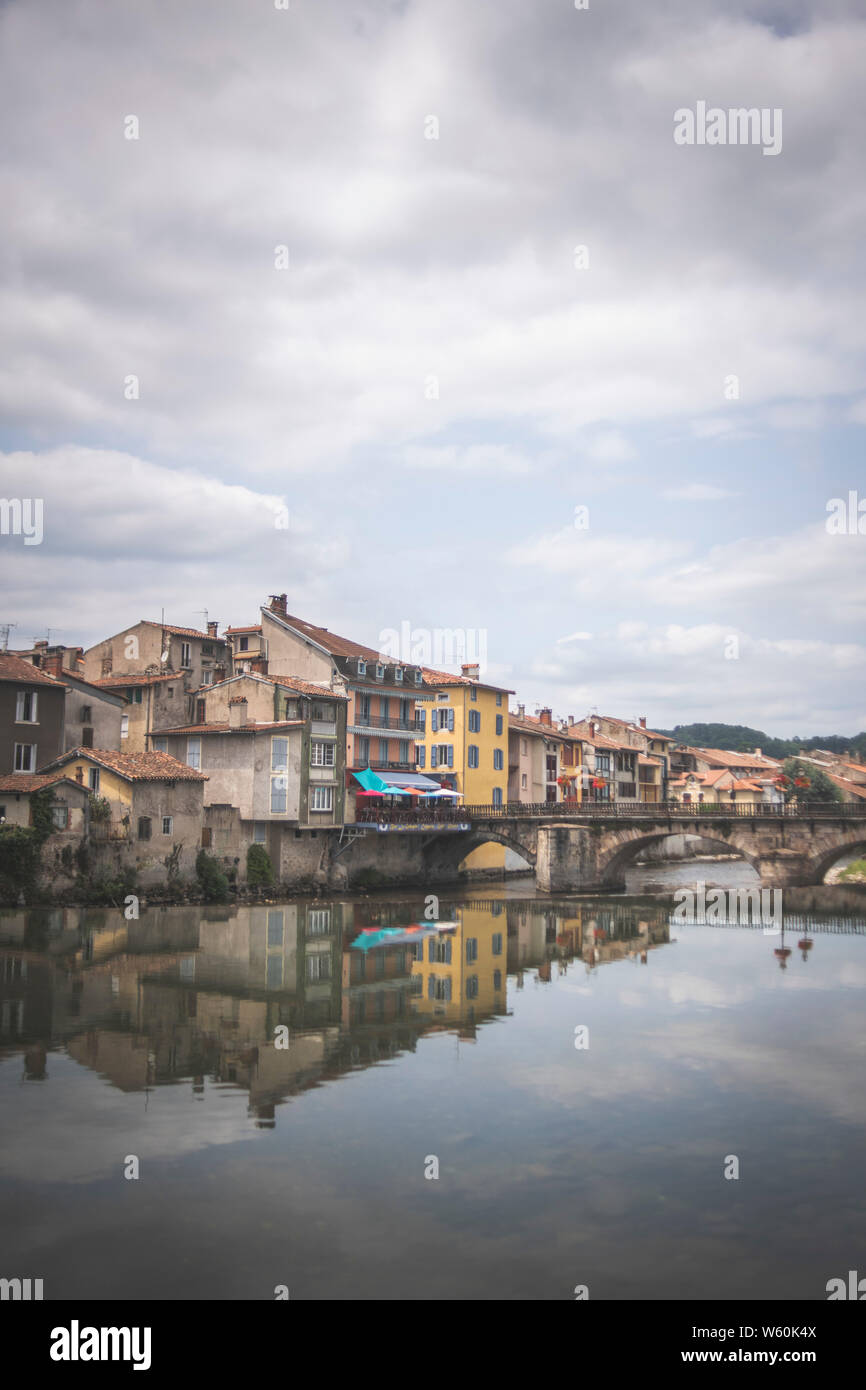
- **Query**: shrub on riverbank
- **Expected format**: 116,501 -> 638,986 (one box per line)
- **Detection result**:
195,848 -> 230,902
246,844 -> 275,886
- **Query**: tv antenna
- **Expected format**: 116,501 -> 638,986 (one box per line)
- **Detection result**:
0,622 -> 16,651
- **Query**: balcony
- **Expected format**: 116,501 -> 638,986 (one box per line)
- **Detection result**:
350,715 -> 418,732
349,759 -> 416,773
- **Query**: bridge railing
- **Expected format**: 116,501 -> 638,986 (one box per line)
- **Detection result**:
352,800 -> 866,825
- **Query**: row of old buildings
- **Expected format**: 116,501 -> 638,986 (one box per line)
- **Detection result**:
2,593 -> 865,889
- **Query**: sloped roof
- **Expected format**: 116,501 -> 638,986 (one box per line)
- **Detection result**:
150,722 -> 305,736
93,671 -> 179,687
421,666 -> 514,695
0,773 -> 83,793
208,672 -> 347,699
39,749 -> 207,782
0,652 -> 68,687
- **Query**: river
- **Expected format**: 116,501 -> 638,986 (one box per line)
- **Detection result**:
1,871 -> 865,1300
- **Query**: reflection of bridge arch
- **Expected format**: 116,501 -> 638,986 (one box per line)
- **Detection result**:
596,830 -> 760,888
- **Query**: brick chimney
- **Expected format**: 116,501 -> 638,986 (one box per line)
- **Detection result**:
269,594 -> 288,618
207,620 -> 219,638
229,697 -> 248,727
461,662 -> 480,681
517,703 -> 525,719
44,654 -> 65,678
539,707 -> 552,726
639,716 -> 647,728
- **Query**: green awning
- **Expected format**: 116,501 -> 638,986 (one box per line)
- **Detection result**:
353,767 -> 391,792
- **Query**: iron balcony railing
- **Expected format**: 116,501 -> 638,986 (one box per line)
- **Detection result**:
350,715 -> 420,732
351,800 -> 866,825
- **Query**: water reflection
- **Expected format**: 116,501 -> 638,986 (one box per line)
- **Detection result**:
0,897 -> 675,1121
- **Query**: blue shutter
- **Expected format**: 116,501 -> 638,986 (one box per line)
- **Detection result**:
428,973 -> 435,999
431,747 -> 438,768
448,709 -> 454,732
445,937 -> 452,963
432,709 -> 438,733
429,938 -> 436,962
418,745 -> 425,768
444,978 -> 452,1001
447,746 -> 453,767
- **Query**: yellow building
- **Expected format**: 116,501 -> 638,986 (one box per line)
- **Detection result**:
409,906 -> 507,1024
415,664 -> 513,871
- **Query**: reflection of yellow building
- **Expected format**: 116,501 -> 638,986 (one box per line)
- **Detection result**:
409,906 -> 506,1023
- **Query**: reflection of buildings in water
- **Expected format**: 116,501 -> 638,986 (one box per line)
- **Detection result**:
405,904 -> 507,1029
504,900 -> 670,977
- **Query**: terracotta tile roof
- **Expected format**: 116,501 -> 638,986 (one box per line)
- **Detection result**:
508,713 -> 566,740
596,715 -> 674,742
0,772 -> 79,793
40,749 -> 207,782
225,625 -> 262,636
140,621 -> 221,639
0,652 -> 68,687
265,609 -> 386,664
93,671 -> 179,687
827,773 -> 866,800
637,754 -> 661,766
150,722 -> 305,735
209,672 -> 347,699
683,746 -> 781,770
421,666 -> 514,695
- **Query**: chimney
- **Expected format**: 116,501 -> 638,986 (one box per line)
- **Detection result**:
639,716 -> 647,728
229,697 -> 248,728
461,662 -> 480,682
539,707 -> 552,726
34,640 -> 48,650
44,654 -> 65,678
754,747 -> 762,759
269,593 -> 288,618
517,703 -> 525,719
207,620 -> 219,638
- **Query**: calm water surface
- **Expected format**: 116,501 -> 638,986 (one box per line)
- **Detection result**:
2,875 -> 865,1301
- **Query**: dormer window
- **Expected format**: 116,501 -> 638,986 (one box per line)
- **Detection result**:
395,667 -> 403,683
414,669 -> 422,685
375,663 -> 385,680
357,659 -> 366,676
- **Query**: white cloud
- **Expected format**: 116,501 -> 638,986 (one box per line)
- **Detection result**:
663,483 -> 737,500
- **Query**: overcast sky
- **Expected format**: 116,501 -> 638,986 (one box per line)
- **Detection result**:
1,0 -> 864,736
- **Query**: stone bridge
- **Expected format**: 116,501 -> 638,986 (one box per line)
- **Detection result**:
350,806 -> 866,891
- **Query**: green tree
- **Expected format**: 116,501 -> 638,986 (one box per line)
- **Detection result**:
195,848 -> 229,902
246,843 -> 275,887
779,759 -> 842,805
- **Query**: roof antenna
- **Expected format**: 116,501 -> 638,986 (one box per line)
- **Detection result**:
0,622 -> 16,651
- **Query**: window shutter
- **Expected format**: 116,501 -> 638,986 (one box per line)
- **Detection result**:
445,938 -> 452,963
431,709 -> 438,733
448,709 -> 454,732
428,973 -> 435,999
431,747 -> 438,768
447,746 -> 453,767
444,978 -> 452,1001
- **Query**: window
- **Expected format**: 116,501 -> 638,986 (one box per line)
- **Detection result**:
414,670 -> 422,685
416,744 -> 426,768
466,937 -> 478,963
266,955 -> 283,988
357,659 -> 366,675
267,910 -> 284,946
430,936 -> 452,963
180,642 -> 192,668
437,692 -> 449,702
186,737 -> 201,770
271,775 -> 288,814
82,727 -> 94,748
431,744 -> 453,768
496,714 -> 503,736
120,715 -> 129,740
493,749 -> 504,771
415,707 -> 426,731
51,804 -> 69,830
521,739 -> 528,755
158,816 -> 172,835
496,693 -> 502,706
196,699 -> 206,724
356,736 -> 370,765
80,705 -> 92,723
468,744 -> 479,769
468,709 -> 480,733
138,816 -> 151,840
311,701 -> 332,722
15,691 -> 38,722
271,738 -> 288,771
395,667 -> 403,682
492,932 -> 503,955
378,738 -> 388,764
201,827 -> 213,847
466,975 -> 479,999
492,787 -> 503,807
470,687 -> 477,702
310,786 -> 333,812
152,736 -> 167,753
88,767 -> 100,791
310,741 -> 335,767
494,970 -> 502,991
131,687 -> 143,704
398,740 -> 409,763
253,823 -> 267,843
375,663 -> 385,680
200,670 -> 213,686
239,635 -> 249,651
307,909 -> 331,935
306,953 -> 332,981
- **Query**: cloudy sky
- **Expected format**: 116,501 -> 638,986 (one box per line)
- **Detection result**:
1,0 -> 864,735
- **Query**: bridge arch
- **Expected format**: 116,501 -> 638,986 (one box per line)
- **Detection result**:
422,827 -> 537,879
597,829 -> 760,888
806,838 -> 866,885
